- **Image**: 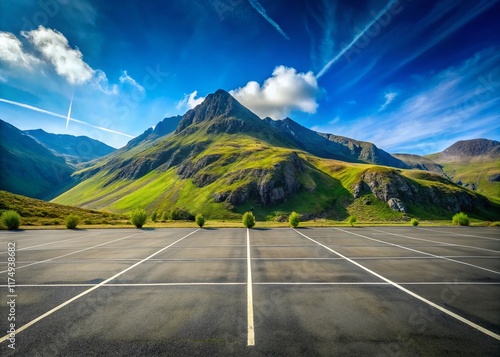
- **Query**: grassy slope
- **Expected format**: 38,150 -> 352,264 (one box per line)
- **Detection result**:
0,190 -> 126,227
426,152 -> 499,203
440,161 -> 499,203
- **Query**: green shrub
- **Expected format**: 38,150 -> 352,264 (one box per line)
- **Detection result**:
151,211 -> 158,222
195,214 -> 205,228
65,214 -> 80,229
130,209 -> 148,228
348,216 -> 357,227
411,218 -> 419,227
242,211 -> 255,228
1,210 -> 21,230
490,221 -> 500,227
452,212 -> 469,226
289,211 -> 300,228
169,207 -> 194,221
161,211 -> 169,221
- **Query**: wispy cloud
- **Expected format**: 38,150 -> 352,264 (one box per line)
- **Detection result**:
306,0 -> 337,72
315,0 -> 398,79
176,90 -> 204,110
379,92 -> 397,112
248,0 -> 289,40
313,48 -> 500,154
0,97 -> 134,138
119,70 -> 145,93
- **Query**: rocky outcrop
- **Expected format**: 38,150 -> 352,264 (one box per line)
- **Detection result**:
488,174 -> 500,182
354,168 -> 484,213
213,152 -> 304,206
388,198 -> 407,213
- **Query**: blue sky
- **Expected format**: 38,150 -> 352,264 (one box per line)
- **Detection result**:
0,0 -> 499,154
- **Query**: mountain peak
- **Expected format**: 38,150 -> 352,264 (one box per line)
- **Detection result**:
175,89 -> 261,134
438,138 -> 499,162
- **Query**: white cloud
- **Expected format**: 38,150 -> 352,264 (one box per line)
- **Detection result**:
0,32 -> 40,69
21,26 -> 94,85
230,65 -> 320,119
119,70 -> 145,93
379,92 -> 397,111
176,90 -> 204,110
92,70 -> 119,95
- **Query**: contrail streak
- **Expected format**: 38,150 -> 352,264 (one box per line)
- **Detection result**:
316,0 -> 396,79
0,97 -> 134,138
248,0 -> 290,40
66,90 -> 74,130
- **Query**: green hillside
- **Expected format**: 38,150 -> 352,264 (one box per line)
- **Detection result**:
0,190 -> 126,227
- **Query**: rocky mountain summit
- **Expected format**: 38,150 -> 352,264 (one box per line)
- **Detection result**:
433,139 -> 499,162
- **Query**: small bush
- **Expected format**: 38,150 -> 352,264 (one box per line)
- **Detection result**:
130,209 -> 148,228
161,211 -> 169,221
289,211 -> 300,228
452,212 -> 469,226
411,218 -> 419,227
242,211 -> 255,228
169,207 -> 194,221
348,216 -> 357,227
1,210 -> 21,230
151,211 -> 158,222
195,214 -> 205,228
490,221 -> 500,227
65,214 -> 80,229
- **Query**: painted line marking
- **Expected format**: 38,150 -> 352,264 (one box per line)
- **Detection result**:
2,281 -> 499,288
2,255 -> 497,265
366,228 -> 500,254
417,227 -> 500,241
0,229 -> 200,344
0,232 -> 143,274
293,228 -> 500,341
247,228 -> 255,346
0,232 -> 101,255
365,228 -> 500,275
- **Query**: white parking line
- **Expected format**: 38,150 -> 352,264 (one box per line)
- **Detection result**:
0,229 -> 200,344
0,232 -> 142,273
293,228 -> 500,341
0,232 -> 101,255
2,281 -> 499,288
363,228 -> 500,275
417,227 -> 500,241
368,228 -> 500,254
247,228 -> 255,346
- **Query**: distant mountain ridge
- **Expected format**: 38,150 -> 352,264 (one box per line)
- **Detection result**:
125,115 -> 182,149
264,117 -> 408,167
0,119 -> 74,199
24,129 -> 115,165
